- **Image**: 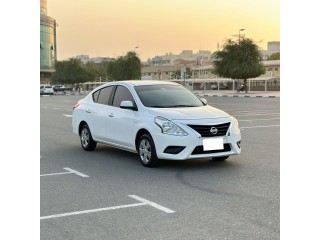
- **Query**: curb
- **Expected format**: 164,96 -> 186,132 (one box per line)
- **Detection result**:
40,93 -> 85,97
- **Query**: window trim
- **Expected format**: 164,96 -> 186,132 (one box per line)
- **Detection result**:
92,89 -> 101,103
93,86 -> 114,105
110,85 -> 138,111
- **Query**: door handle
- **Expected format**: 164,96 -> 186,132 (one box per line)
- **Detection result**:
108,113 -> 114,117
86,109 -> 91,113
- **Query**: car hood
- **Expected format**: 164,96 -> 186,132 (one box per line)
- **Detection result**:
147,105 -> 230,120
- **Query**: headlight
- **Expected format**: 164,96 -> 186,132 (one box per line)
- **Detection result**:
230,116 -> 240,133
155,117 -> 188,136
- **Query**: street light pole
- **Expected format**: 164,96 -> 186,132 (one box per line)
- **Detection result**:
238,28 -> 245,92
239,29 -> 245,44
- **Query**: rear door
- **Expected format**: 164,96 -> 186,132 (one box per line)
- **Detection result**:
87,86 -> 114,141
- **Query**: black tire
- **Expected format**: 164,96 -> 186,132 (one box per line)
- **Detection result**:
80,124 -> 97,151
137,133 -> 160,168
212,156 -> 229,161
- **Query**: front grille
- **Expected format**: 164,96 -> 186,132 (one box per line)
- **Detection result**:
191,144 -> 231,155
188,122 -> 230,137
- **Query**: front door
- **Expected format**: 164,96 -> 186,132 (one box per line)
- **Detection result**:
106,85 -> 137,148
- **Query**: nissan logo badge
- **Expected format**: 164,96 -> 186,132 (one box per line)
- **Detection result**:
210,127 -> 218,135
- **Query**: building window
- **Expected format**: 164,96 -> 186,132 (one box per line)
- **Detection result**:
275,67 -> 278,71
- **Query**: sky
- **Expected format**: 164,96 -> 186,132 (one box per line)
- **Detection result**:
47,0 -> 279,61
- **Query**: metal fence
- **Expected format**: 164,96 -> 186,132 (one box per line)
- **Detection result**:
80,78 -> 280,93
169,78 -> 280,92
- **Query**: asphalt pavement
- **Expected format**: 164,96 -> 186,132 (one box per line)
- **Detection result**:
40,95 -> 280,240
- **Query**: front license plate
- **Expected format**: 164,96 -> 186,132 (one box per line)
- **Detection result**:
203,138 -> 224,151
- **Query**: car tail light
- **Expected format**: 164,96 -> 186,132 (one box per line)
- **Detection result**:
73,103 -> 80,110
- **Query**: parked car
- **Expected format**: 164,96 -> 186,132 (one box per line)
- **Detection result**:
52,85 -> 66,92
211,83 -> 229,90
40,86 -> 54,95
72,81 -> 241,167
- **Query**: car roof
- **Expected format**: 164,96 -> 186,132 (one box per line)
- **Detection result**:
108,80 -> 179,87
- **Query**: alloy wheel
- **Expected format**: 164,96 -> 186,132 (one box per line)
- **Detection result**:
139,139 -> 152,164
81,128 -> 89,148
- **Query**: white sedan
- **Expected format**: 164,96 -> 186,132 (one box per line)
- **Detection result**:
40,86 -> 54,95
72,81 -> 241,167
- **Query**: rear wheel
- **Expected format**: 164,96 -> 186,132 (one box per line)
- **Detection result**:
212,156 -> 229,161
138,134 -> 160,167
80,124 -> 97,151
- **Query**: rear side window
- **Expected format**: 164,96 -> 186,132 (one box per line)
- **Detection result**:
112,86 -> 136,108
94,86 -> 114,105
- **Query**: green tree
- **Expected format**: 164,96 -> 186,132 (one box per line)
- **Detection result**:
174,69 -> 181,78
83,60 -> 110,80
212,38 -> 265,93
173,67 -> 192,79
51,58 -> 94,86
107,52 -> 141,80
267,52 -> 280,60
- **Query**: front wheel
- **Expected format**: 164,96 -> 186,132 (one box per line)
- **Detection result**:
137,134 -> 160,168
80,124 -> 97,151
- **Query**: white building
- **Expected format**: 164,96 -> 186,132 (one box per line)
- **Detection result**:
261,41 -> 280,59
74,54 -> 89,64
147,50 -> 212,66
74,55 -> 112,64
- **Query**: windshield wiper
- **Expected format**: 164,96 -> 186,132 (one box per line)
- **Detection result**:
165,105 -> 197,108
148,105 -> 166,108
149,105 -> 197,108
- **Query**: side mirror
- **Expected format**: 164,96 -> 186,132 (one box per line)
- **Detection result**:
200,98 -> 207,105
120,100 -> 137,111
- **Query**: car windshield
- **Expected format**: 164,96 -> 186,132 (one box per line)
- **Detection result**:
134,84 -> 204,108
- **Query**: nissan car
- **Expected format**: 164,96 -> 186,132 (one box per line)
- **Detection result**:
72,81 -> 241,167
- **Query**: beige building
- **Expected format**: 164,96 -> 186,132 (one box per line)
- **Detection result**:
74,54 -> 112,64
147,50 -> 212,66
141,65 -> 181,80
143,60 -> 279,80
141,60 -> 280,91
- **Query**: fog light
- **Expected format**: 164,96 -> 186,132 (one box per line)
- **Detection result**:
237,141 -> 241,148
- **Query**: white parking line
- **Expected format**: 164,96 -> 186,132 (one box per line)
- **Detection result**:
129,195 -> 175,213
63,114 -> 72,117
40,172 -> 72,177
40,167 -> 89,178
41,203 -> 146,220
63,167 -> 89,177
240,125 -> 280,129
40,195 -> 174,220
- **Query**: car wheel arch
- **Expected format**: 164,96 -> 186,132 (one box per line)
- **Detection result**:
79,121 -> 88,136
135,128 -> 151,151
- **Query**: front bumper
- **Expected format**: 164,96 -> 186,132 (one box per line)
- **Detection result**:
152,130 -> 241,160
